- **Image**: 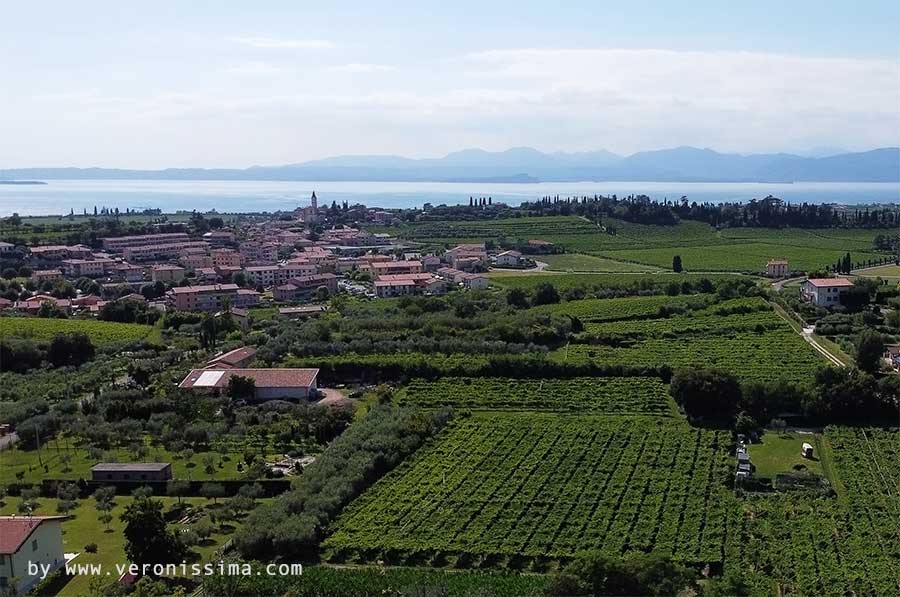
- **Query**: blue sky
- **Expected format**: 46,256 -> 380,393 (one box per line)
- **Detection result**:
2,0 -> 898,167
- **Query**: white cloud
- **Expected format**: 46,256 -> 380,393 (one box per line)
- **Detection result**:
326,63 -> 395,73
223,62 -> 286,75
229,36 -> 335,49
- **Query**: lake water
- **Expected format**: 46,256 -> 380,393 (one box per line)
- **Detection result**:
1,179 -> 898,216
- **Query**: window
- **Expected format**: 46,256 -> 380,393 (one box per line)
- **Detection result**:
32,539 -> 38,551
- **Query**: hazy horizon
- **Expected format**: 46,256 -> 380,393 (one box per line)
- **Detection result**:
2,1 -> 899,169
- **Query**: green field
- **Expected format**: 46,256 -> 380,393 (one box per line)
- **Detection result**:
1,437 -> 273,485
488,272 -> 747,291
538,253 -> 659,272
204,564 -> 549,596
550,297 -> 826,383
746,432 -> 824,479
0,496 -> 243,597
0,317 -> 153,346
726,427 -> 900,596
396,377 -> 676,415
530,294 -> 711,322
325,413 -> 733,566
377,215 -> 889,273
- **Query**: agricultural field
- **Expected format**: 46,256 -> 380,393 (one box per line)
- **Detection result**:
0,316 -> 154,346
554,297 -> 826,383
726,427 -> 900,596
0,434 -> 298,485
600,242 -> 886,273
488,272 -> 747,292
325,413 -> 733,567
530,293 -> 711,323
538,252 -> 660,272
204,565 -> 549,597
557,329 -> 823,383
396,377 -> 676,415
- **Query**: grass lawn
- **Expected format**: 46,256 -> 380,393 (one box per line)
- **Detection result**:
851,263 -> 900,280
747,432 -> 824,479
0,439 -> 266,485
0,496 -> 256,596
539,253 -> 660,272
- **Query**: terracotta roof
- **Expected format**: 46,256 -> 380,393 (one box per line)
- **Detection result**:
179,368 -> 319,389
207,346 -> 257,367
0,516 -> 67,555
170,284 -> 239,294
806,277 -> 854,288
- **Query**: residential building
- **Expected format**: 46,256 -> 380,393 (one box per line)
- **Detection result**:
766,259 -> 789,278
123,241 -> 208,262
112,263 -> 145,283
494,250 -> 523,267
29,245 -> 92,260
0,516 -> 67,595
374,273 -> 447,298
101,233 -> 190,252
178,368 -> 319,400
0,242 -> 15,254
202,230 -> 235,247
445,244 -> 487,269
167,284 -> 260,312
239,242 -> 279,264
273,273 -> 339,302
30,269 -> 63,284
243,262 -> 318,287
179,253 -> 213,269
437,267 -> 489,290
801,277 -> 854,307
15,295 -> 71,314
883,345 -> 900,370
150,264 -> 186,283
60,258 -> 114,277
369,260 -> 424,277
212,249 -> 243,268
90,463 -> 172,482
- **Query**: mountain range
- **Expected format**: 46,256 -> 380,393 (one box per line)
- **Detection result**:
2,147 -> 897,183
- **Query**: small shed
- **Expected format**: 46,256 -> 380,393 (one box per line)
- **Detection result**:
801,443 -> 814,459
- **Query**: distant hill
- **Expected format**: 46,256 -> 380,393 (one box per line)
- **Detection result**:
3,147 -> 897,183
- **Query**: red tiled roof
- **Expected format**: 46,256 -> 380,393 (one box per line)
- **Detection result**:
207,346 -> 257,367
807,277 -> 853,288
0,517 -> 67,555
179,368 -> 318,389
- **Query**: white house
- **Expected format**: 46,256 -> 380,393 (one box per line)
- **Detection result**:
494,250 -> 522,267
0,516 -> 67,595
800,277 -> 854,307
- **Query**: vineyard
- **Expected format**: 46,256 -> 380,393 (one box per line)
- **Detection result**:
375,215 -> 889,273
530,294 -> 709,322
488,272 -> 746,292
396,377 -> 675,415
724,427 -> 900,596
600,243 -> 885,273
324,413 -> 733,567
0,317 -> 154,346
552,297 -> 825,383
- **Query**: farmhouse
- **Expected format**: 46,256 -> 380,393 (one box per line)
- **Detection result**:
178,368 -> 320,400
494,250 -> 522,267
766,259 -> 789,278
205,346 -> 257,369
90,463 -> 172,482
0,516 -> 67,595
800,277 -> 854,307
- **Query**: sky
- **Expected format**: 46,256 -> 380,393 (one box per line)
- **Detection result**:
1,0 -> 899,168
